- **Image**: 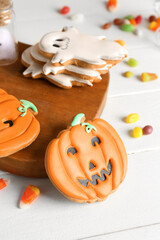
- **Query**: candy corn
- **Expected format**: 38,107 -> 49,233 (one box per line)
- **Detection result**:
140,73 -> 158,82
19,185 -> 40,209
0,178 -> 9,190
115,40 -> 125,46
107,0 -> 117,12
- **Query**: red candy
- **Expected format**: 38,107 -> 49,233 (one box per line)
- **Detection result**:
102,22 -> 112,30
60,6 -> 70,15
135,15 -> 142,24
148,15 -> 157,23
143,125 -> 153,135
113,18 -> 124,26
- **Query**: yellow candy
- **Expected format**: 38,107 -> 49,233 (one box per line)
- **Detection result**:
132,127 -> 143,138
126,113 -> 139,123
123,71 -> 134,78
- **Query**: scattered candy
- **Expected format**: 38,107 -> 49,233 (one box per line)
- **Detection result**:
70,13 -> 84,22
102,22 -> 112,30
121,23 -> 135,32
129,18 -> 136,26
19,185 -> 40,209
126,113 -> 139,123
132,127 -> 143,138
113,18 -> 124,26
123,19 -> 130,25
143,125 -> 153,135
107,0 -> 118,12
148,15 -> 157,23
149,21 -> 159,31
157,17 -> 160,25
123,71 -> 134,78
0,178 -> 9,190
128,58 -> 138,67
135,15 -> 142,24
134,28 -> 143,36
124,15 -> 134,20
140,72 -> 158,82
115,39 -> 125,46
59,6 -> 70,15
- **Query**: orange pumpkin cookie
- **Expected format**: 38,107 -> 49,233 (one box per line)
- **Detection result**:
0,89 -> 40,157
45,113 -> 127,203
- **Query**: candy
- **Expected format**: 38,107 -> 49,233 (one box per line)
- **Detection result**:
135,15 -> 142,24
107,0 -> 117,11
113,18 -> 124,26
129,18 -> 136,26
123,19 -> 130,25
19,185 -> 40,209
121,24 -> 135,32
140,72 -> 158,82
115,40 -> 125,46
124,15 -> 134,20
0,178 -> 9,190
102,22 -> 112,30
126,113 -> 139,123
134,28 -> 143,36
148,15 -> 157,23
132,127 -> 143,138
149,21 -> 159,31
59,6 -> 70,15
157,17 -> 160,25
123,71 -> 134,78
70,13 -> 84,22
143,125 -> 153,135
128,58 -> 138,67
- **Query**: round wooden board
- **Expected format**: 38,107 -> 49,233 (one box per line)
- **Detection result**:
0,42 -> 110,178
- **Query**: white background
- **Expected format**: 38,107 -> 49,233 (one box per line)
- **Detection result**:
0,0 -> 160,239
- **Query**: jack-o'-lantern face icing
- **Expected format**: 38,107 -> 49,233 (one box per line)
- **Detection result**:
0,89 -> 40,157
45,113 -> 127,203
39,26 -> 128,65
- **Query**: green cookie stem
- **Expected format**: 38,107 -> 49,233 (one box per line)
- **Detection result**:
18,100 -> 38,117
71,113 -> 97,133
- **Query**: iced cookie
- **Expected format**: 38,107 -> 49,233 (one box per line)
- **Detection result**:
21,47 -> 93,88
0,88 -> 40,157
45,113 -> 127,203
39,26 -> 127,68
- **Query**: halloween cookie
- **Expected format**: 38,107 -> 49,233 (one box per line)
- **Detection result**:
39,26 -> 127,68
45,113 -> 127,203
0,88 -> 40,157
21,47 -> 93,88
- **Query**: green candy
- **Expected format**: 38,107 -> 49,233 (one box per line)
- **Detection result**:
124,15 -> 134,20
128,58 -> 138,67
121,24 -> 135,32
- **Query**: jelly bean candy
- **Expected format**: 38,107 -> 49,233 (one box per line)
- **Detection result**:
121,24 -> 135,32
107,0 -> 117,12
60,6 -> 70,15
132,127 -> 143,138
102,22 -> 112,30
148,15 -> 157,23
0,178 -> 9,190
135,15 -> 142,24
115,40 -> 125,46
123,71 -> 134,78
70,13 -> 84,22
126,113 -> 139,123
134,28 -> 143,36
113,18 -> 124,26
140,73 -> 158,82
157,17 -> 160,25
129,18 -> 136,26
143,125 -> 153,135
124,15 -> 134,20
149,21 -> 159,31
123,19 -> 130,25
19,185 -> 40,209
128,58 -> 138,67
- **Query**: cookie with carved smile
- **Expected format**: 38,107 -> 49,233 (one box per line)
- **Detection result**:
45,113 -> 127,203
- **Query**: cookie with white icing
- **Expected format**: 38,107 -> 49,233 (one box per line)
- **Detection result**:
38,26 -> 127,68
21,47 -> 93,89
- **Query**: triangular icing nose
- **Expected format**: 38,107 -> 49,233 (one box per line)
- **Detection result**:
89,161 -> 96,170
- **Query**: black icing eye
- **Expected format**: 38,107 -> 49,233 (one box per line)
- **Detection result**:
52,44 -> 60,48
56,39 -> 63,41
4,120 -> 13,127
91,136 -> 101,146
67,147 -> 77,155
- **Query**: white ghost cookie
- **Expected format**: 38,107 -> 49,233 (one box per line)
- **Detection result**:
38,26 -> 128,68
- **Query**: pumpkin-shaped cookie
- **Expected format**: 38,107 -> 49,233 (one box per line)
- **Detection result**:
0,89 -> 40,157
45,113 -> 127,203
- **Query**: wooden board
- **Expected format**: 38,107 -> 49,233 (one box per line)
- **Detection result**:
0,42 -> 109,178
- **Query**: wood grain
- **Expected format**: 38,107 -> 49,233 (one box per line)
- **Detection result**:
0,42 -> 109,178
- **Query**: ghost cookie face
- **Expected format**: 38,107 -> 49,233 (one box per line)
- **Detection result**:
0,89 -> 40,157
45,113 -> 127,203
39,27 -> 128,68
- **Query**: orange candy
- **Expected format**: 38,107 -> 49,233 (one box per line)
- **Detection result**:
0,178 -> 9,190
129,18 -> 136,26
149,21 -> 159,31
107,0 -> 117,11
115,40 -> 125,46
157,17 -> 160,25
140,72 -> 158,82
19,185 -> 40,209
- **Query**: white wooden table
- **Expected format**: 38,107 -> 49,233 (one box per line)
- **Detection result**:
1,0 -> 160,239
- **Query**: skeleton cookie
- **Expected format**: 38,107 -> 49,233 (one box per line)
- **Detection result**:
39,26 -> 128,68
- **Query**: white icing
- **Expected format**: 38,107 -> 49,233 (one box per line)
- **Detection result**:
21,47 -> 92,87
39,26 -> 128,65
31,43 -> 49,62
